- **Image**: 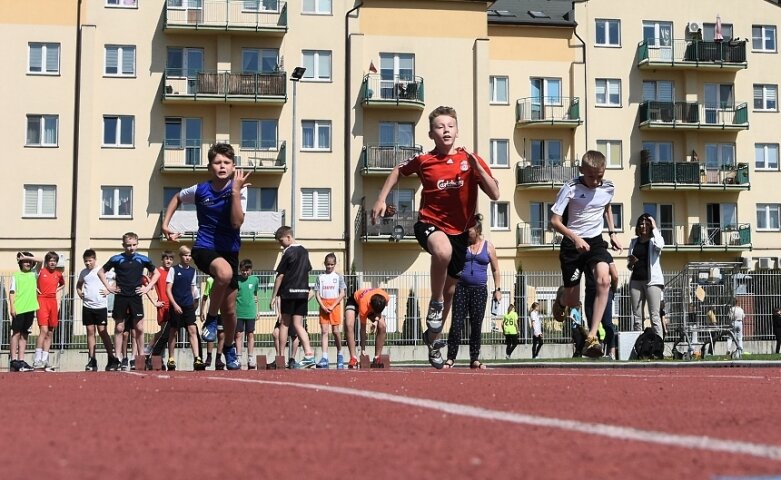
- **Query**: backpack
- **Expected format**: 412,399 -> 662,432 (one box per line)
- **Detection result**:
633,328 -> 664,360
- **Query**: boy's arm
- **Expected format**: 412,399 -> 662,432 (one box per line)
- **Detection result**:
550,213 -> 587,251
76,273 -> 85,299
370,166 -> 402,224
230,170 -> 251,230
161,193 -> 183,241
140,267 -> 160,295
97,268 -> 118,294
8,291 -> 15,317
271,274 -> 283,309
166,281 -> 181,313
199,292 -> 209,322
603,205 -> 623,252
463,149 -> 500,200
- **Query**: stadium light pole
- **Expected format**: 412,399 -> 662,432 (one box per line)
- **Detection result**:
290,66 -> 306,233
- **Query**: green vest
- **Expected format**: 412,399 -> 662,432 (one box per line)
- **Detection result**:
502,311 -> 518,335
12,271 -> 39,314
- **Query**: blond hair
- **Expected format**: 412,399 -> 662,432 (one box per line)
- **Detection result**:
581,150 -> 606,169
428,106 -> 458,129
178,245 -> 192,255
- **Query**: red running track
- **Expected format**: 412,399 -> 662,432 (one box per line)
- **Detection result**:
1,366 -> 780,479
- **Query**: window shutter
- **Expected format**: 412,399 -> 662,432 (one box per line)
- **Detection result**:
122,47 -> 135,75
316,190 -> 330,219
45,44 -> 59,72
301,190 -> 313,218
658,81 -> 673,102
41,187 -> 56,216
106,47 -> 118,74
24,187 -> 38,215
318,52 -> 331,79
30,45 -> 42,72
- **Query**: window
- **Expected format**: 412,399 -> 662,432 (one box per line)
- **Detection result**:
105,45 -> 135,76
302,120 -> 331,150
242,0 -> 279,11
755,143 -> 779,170
379,53 -> 415,100
246,187 -> 278,211
530,202 -> 555,244
163,187 -> 195,211
302,0 -> 331,14
643,203 -> 674,245
379,122 -> 414,147
490,202 -> 509,230
642,141 -> 673,163
705,143 -> 736,169
642,21 -> 672,48
530,77 -> 561,104
752,25 -> 777,52
753,84 -> 778,111
302,50 -> 332,81
28,43 -> 60,74
166,48 -> 204,95
642,80 -> 674,102
489,76 -> 508,104
597,140 -> 622,168
530,140 -> 562,167
386,189 -> 415,216
165,117 -> 202,166
241,119 -> 278,150
603,204 -> 623,231
23,185 -> 56,218
595,79 -> 621,106
757,204 -> 781,231
703,22 -> 733,42
106,0 -> 137,6
103,115 -> 134,147
301,188 -> 330,220
26,115 -> 58,147
101,186 -> 132,218
595,19 -> 621,46
241,48 -> 278,73
489,139 -> 509,167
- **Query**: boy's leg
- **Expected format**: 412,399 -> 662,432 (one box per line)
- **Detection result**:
97,326 -> 114,356
291,314 -> 314,357
134,318 -> 145,357
343,308 -> 358,366
587,262 -> 611,338
272,324 -> 281,357
374,319 -> 387,358
358,321 -> 367,354
220,288 -> 241,370
320,323 -> 330,358
234,320 -> 244,358
10,331 -> 19,361
167,323 -> 178,364
187,324 -> 200,358
86,325 -> 96,358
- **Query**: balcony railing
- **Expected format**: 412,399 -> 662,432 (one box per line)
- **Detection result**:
516,223 -> 563,249
360,74 -> 425,109
162,209 -> 286,240
638,101 -> 748,130
639,161 -> 749,190
515,97 -> 581,128
162,140 -> 286,172
360,144 -> 423,174
515,161 -> 580,189
164,0 -> 287,34
163,71 -> 286,103
359,208 -> 418,242
636,38 -> 747,70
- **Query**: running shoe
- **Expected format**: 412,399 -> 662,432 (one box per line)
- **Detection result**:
347,356 -> 358,369
120,358 -> 129,371
204,353 -> 212,368
19,361 -> 35,372
85,357 -> 98,372
425,300 -> 444,332
224,344 -> 240,370
551,286 -> 567,322
202,315 -> 218,342
247,357 -> 257,370
299,355 -> 316,369
129,357 -> 136,371
423,329 -> 445,369
44,363 -> 55,372
336,353 -> 345,370
287,358 -> 297,369
215,355 -> 225,370
9,360 -> 20,372
106,356 -> 121,371
370,356 -> 384,368
193,357 -> 206,371
33,359 -> 45,370
582,336 -> 604,358
315,357 -> 329,369
166,358 -> 176,371
144,356 -> 153,371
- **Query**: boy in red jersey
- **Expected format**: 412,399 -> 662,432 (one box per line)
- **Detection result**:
371,106 -> 499,369
143,251 -> 175,369
33,251 -> 65,371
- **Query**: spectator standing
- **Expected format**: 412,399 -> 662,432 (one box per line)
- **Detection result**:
773,306 -> 781,354
502,304 -> 519,359
530,302 -> 543,359
726,298 -> 744,358
627,214 -> 665,338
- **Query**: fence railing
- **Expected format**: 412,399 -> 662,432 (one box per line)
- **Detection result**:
640,161 -> 749,187
361,74 -> 425,104
163,139 -> 286,170
516,161 -> 580,187
638,100 -> 749,128
636,38 -> 747,67
163,71 -> 287,100
165,0 -> 288,32
515,96 -> 581,125
360,145 -> 423,172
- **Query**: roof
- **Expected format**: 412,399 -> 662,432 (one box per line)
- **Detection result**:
487,0 -> 576,27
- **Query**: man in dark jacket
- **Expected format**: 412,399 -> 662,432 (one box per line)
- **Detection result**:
773,306 -> 781,354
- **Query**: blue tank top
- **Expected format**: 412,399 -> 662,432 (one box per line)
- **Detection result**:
170,264 -> 196,307
194,181 -> 240,252
460,240 -> 490,287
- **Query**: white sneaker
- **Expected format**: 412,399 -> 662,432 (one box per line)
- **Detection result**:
32,359 -> 45,370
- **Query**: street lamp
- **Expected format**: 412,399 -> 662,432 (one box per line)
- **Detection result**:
290,66 -> 306,232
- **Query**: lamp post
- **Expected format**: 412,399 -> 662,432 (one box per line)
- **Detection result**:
290,66 -> 306,232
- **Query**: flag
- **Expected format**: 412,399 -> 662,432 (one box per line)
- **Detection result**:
715,14 -> 723,41
369,61 -> 377,73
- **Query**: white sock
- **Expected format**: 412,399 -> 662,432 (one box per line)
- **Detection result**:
34,348 -> 42,362
42,351 -> 49,363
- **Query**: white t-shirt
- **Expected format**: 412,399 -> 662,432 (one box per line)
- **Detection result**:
729,305 -> 745,323
551,177 -> 615,238
531,310 -> 542,336
78,266 -> 107,309
314,272 -> 346,300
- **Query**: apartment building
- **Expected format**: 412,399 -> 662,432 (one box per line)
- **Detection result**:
2,0 -> 781,284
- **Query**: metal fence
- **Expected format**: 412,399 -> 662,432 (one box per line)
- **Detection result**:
2,266 -> 781,353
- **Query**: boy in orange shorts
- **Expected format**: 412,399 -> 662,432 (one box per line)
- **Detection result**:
314,253 -> 346,369
33,251 -> 65,371
344,287 -> 389,368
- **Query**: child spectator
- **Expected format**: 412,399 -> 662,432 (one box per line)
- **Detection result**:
271,226 -> 316,368
344,288 -> 389,367
76,249 -> 119,371
314,253 -> 346,369
8,252 -> 40,372
371,106 -> 499,369
529,302 -> 543,359
98,232 -> 160,371
162,142 -> 251,370
166,245 -> 205,371
502,304 -> 519,359
33,251 -> 65,370
200,276 -> 225,369
569,302 -> 586,358
235,258 -> 260,369
144,251 -> 175,370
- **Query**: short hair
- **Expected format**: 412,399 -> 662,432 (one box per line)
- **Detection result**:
581,150 -> 606,169
324,252 -> 337,264
44,251 -> 59,263
471,213 -> 483,237
531,302 -> 539,309
161,250 -> 175,260
428,106 -> 458,129
207,143 -> 235,164
122,232 -> 139,243
369,294 -> 387,318
240,258 -> 253,270
178,245 -> 191,256
16,251 -> 34,265
83,248 -> 97,259
274,225 -> 293,240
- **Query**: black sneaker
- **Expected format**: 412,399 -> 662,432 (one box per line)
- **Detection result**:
120,358 -> 129,371
423,329 -> 445,369
129,358 -> 136,371
144,356 -> 153,371
18,361 -> 35,372
9,360 -> 20,372
85,357 -> 98,372
106,356 -> 121,372
215,355 -> 225,371
204,353 -> 212,368
166,359 -> 176,371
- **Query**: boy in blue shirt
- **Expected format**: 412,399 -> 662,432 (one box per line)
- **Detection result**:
166,245 -> 205,370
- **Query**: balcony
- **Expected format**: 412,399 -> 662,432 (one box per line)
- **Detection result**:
360,74 -> 425,110
515,97 -> 581,129
358,208 -> 418,243
636,39 -> 747,71
163,71 -> 286,104
515,161 -> 580,189
660,223 -> 751,252
162,209 -> 286,242
360,144 -> 423,176
164,0 -> 287,35
638,101 -> 748,131
516,223 -> 562,250
639,161 -> 750,191
161,140 -> 286,173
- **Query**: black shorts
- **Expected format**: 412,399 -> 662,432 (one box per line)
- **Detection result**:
413,221 -> 468,279
113,295 -> 145,322
11,311 -> 35,333
280,298 -> 308,317
192,248 -> 240,289
236,318 -> 256,333
559,235 -> 614,287
170,305 -> 197,329
82,307 -> 108,327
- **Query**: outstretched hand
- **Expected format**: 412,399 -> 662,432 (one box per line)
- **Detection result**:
370,201 -> 396,225
161,224 -> 181,242
233,168 -> 252,190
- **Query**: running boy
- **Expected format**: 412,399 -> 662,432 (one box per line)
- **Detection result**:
144,251 -> 175,370
162,142 -> 250,370
371,106 -> 499,369
314,253 -> 346,369
76,249 -> 119,371
235,258 -> 260,369
33,251 -> 65,370
271,226 -> 316,368
8,252 -> 40,372
166,245 -> 205,371
344,287 -> 389,368
98,232 -> 160,370
550,150 -> 622,358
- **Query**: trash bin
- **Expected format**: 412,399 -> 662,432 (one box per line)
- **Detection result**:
618,331 -> 642,361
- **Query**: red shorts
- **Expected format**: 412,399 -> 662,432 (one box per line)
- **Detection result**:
319,298 -> 343,326
157,304 -> 170,326
37,297 -> 59,329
